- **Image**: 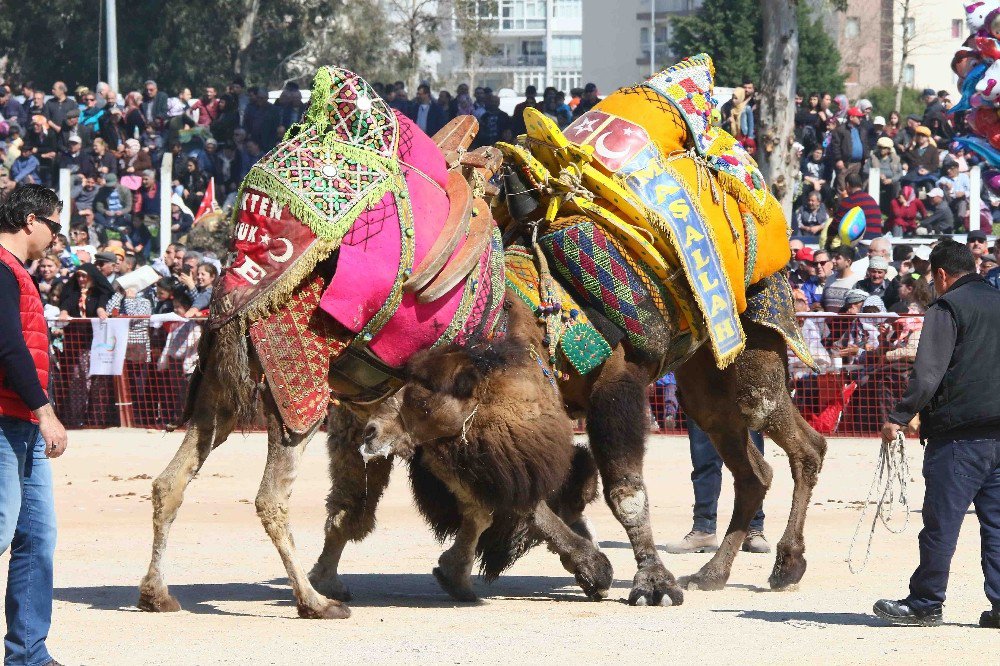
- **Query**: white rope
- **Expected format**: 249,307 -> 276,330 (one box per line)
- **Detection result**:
847,431 -> 911,574
459,403 -> 479,445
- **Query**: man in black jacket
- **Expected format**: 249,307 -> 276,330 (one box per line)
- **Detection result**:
827,107 -> 871,193
874,240 -> 1000,628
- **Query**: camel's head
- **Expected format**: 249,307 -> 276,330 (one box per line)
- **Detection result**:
360,339 -> 562,463
360,343 -> 514,462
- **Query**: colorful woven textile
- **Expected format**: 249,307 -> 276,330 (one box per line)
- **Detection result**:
505,246 -> 611,375
249,275 -> 348,433
211,66 -> 407,329
743,271 -> 816,371
537,220 -> 674,361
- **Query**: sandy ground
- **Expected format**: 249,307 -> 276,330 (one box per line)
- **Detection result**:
8,429 -> 997,664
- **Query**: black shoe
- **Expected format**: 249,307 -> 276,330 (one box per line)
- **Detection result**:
873,598 -> 943,626
980,609 -> 1000,628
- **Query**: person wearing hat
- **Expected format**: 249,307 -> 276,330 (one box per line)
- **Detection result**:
875,240 -> 1000,628
93,250 -> 118,281
894,113 -> 922,153
919,188 -> 954,235
57,133 -> 89,177
921,87 -> 954,143
572,82 -> 601,118
869,136 -> 902,216
828,106 -> 871,193
789,246 -> 825,307
967,230 -> 990,272
854,255 -> 900,308
902,126 -> 941,193
871,114 -> 887,140
56,107 -> 93,152
94,173 -> 133,233
938,159 -> 970,227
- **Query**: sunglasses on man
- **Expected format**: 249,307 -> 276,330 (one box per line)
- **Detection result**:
33,213 -> 61,236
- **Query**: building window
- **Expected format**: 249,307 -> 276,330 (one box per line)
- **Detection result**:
952,19 -> 963,39
500,0 -> 547,31
904,17 -> 916,39
550,34 -> 582,69
844,17 -> 860,39
903,64 -> 915,86
552,0 -> 581,19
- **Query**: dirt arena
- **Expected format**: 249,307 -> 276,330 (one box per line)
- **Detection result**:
14,429 -> 997,664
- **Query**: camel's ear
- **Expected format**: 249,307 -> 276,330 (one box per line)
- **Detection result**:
451,364 -> 482,400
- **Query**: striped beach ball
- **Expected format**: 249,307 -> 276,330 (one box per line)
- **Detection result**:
839,206 -> 866,245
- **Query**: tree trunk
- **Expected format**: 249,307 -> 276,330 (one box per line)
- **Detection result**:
233,0 -> 262,77
893,0 -> 911,113
757,0 -> 799,220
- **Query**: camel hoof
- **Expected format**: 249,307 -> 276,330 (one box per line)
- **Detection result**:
680,571 -> 727,592
296,598 -> 351,619
769,553 -> 807,590
137,589 -> 182,613
433,566 -> 479,603
628,564 -> 683,607
573,551 -> 613,601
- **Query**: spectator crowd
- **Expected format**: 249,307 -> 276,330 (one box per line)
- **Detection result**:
2,72 -> 998,433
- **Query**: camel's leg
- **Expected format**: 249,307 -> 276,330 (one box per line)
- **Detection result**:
138,369 -> 236,613
675,350 -> 772,590
256,394 -> 348,619
532,501 -> 613,600
677,323 -> 826,591
433,502 -> 492,602
587,352 -> 684,606
309,406 -> 394,602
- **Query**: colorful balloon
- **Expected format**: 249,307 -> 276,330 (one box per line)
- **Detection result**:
839,206 -> 866,246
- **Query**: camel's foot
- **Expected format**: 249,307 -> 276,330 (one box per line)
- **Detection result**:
137,580 -> 182,613
296,597 -> 351,619
308,568 -> 353,603
571,549 -> 613,601
433,566 -> 479,603
628,562 -> 683,606
769,548 -> 807,590
680,565 -> 729,592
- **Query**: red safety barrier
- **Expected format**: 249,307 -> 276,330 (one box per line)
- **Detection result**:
47,313 -> 923,437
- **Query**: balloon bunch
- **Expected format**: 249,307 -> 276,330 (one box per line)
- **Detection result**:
953,1 -> 1000,171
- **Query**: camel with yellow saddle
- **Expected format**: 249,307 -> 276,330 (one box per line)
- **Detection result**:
138,55 -> 827,618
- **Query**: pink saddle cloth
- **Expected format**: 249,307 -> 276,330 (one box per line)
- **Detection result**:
319,111 -> 468,367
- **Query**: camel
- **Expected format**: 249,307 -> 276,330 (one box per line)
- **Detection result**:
358,330 -> 613,602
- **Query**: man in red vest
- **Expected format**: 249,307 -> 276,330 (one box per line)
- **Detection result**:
0,183 -> 67,666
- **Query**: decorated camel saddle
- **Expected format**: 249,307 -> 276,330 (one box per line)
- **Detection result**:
498,53 -> 806,370
209,67 -> 505,432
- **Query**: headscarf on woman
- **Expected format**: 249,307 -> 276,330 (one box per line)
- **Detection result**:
727,88 -> 747,138
59,262 -> 114,317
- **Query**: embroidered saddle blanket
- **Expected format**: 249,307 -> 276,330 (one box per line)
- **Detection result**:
498,53 -> 791,368
209,66 -> 505,431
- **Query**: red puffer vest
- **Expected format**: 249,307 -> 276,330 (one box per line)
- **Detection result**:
0,245 -> 49,423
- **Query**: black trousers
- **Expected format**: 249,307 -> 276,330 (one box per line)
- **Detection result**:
906,438 -> 1000,612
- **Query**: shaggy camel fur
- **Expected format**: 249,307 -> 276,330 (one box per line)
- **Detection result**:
311,290 -> 827,607
359,335 -> 613,602
138,284 -> 611,618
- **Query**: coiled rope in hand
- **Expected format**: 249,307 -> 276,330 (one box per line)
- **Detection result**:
847,431 -> 911,574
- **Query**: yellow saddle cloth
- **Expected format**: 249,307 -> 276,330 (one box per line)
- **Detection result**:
500,53 -> 790,367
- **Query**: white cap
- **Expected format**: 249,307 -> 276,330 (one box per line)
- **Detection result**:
873,115 -> 886,126
928,187 -> 945,198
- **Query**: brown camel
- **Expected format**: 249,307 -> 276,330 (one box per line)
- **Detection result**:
359,331 -> 613,602
350,279 -> 828,606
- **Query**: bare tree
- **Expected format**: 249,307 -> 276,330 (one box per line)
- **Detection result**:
892,0 -> 934,112
756,0 -> 800,218
450,0 -> 498,89
387,0 -> 441,92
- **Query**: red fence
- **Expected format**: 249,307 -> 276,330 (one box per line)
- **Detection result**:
47,313 -> 922,437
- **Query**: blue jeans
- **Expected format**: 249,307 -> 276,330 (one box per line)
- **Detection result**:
906,438 -> 1000,613
688,419 -> 765,533
0,416 -> 57,666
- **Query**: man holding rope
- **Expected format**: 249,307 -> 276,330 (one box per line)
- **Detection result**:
874,239 -> 1000,628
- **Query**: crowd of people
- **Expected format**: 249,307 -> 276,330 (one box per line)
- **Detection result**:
789,88 -> 987,240
4,73 -> 1000,432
